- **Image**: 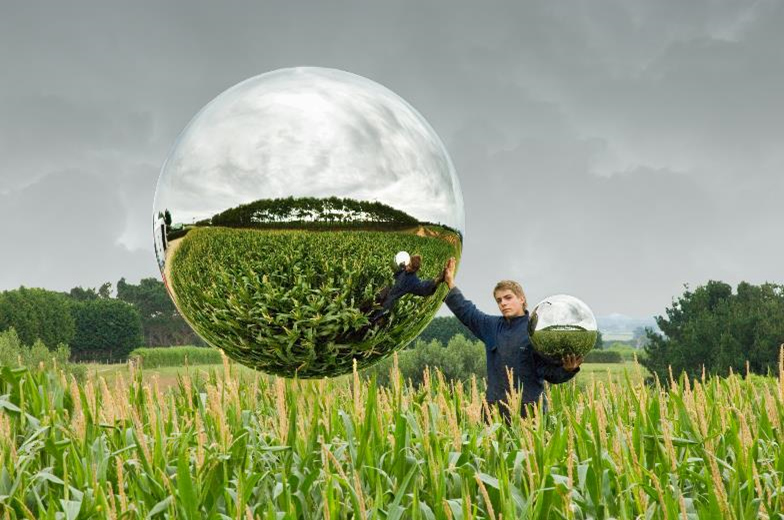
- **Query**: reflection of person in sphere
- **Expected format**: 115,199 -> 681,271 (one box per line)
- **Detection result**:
365,253 -> 445,327
442,257 -> 583,425
352,252 -> 444,341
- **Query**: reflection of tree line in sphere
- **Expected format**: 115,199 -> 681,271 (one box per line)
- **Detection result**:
167,227 -> 460,377
159,196 -> 463,243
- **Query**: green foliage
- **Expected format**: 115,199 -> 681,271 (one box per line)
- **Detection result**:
414,316 -> 477,345
116,277 -> 203,346
0,286 -> 75,349
69,285 -> 100,301
363,334 -> 486,389
583,350 -> 623,363
129,346 -> 223,367
69,299 -> 144,362
0,328 -> 85,380
170,227 -> 459,378
97,281 -> 112,299
641,280 -> 784,382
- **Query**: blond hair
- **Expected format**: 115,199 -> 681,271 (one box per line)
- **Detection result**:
493,280 -> 527,310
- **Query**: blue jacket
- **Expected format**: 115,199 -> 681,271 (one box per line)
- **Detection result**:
381,269 -> 438,311
444,287 -> 579,406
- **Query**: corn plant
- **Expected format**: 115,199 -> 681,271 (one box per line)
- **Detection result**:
1,349 -> 784,518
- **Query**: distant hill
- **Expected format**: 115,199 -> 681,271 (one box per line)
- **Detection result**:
597,314 -> 660,341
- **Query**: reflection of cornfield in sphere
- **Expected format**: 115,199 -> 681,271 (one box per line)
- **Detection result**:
169,227 -> 460,377
532,327 -> 598,361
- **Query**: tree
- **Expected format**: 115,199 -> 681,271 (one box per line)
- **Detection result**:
164,209 -> 172,227
116,277 -> 204,346
415,316 -> 477,345
69,286 -> 100,301
594,330 -> 604,350
641,280 -> 784,383
0,287 -> 76,349
98,282 -> 112,299
70,299 -> 143,362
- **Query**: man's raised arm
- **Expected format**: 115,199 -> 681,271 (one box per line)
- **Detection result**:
407,276 -> 439,297
442,257 -> 494,342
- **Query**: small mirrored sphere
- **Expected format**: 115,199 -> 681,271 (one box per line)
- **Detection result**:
528,294 -> 597,361
153,67 -> 463,378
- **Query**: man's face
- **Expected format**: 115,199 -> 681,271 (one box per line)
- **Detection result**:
494,289 -> 525,318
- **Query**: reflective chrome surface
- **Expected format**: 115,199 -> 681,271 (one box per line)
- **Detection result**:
153,67 -> 463,378
528,294 -> 598,361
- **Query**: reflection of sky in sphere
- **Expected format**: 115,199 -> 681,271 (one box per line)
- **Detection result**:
154,67 -> 464,232
532,294 -> 597,330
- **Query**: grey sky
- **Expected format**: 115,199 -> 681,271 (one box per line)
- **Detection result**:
1,1 -> 781,318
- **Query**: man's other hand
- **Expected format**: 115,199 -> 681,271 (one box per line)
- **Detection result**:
444,257 -> 456,289
562,354 -> 583,372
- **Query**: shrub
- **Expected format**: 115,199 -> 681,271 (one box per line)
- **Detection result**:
0,328 -> 85,381
363,334 -> 486,390
70,299 -> 144,363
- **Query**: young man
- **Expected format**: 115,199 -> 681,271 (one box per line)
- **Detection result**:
442,257 -> 582,423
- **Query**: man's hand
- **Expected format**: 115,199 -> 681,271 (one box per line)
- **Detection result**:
443,257 -> 456,289
562,354 -> 583,372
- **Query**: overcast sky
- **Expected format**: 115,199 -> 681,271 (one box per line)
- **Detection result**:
153,67 -> 463,230
1,1 -> 781,318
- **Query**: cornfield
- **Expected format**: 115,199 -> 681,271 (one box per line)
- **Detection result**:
1,349 -> 783,519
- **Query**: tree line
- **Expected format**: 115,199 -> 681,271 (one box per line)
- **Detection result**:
1,279 -> 782,380
640,281 -> 784,383
208,196 -> 421,227
0,278 -> 204,363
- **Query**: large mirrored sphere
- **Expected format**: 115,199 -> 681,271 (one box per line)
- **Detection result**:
528,294 -> 597,361
153,67 -> 464,378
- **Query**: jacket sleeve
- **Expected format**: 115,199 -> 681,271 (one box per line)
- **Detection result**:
407,276 -> 438,297
533,350 -> 580,384
444,287 -> 494,343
